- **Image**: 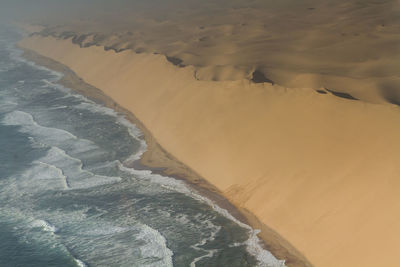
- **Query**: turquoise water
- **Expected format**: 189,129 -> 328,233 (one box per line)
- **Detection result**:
0,26 -> 284,267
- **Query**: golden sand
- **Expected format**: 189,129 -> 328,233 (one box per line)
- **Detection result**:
27,0 -> 400,105
19,35 -> 400,267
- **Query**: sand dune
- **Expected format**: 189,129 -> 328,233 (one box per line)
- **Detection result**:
20,30 -> 400,266
26,0 -> 400,105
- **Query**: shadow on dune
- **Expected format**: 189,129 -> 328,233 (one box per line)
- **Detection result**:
166,56 -> 185,67
325,88 -> 358,101
251,70 -> 274,85
380,82 -> 400,106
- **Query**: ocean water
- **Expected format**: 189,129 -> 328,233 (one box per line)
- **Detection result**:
0,26 -> 284,267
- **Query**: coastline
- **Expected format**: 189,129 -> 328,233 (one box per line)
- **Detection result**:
19,48 -> 311,266
18,31 -> 400,267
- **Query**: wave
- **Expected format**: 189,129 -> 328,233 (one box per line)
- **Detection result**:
47,105 -> 68,110
29,218 -> 88,267
36,161 -> 70,189
1,110 -> 78,141
73,101 -> 147,162
35,210 -> 174,267
40,78 -> 71,94
31,219 -> 59,234
136,223 -> 174,267
8,44 -> 64,81
118,117 -> 147,162
37,146 -> 121,190
0,207 -> 92,267
1,160 -> 68,195
74,101 -> 118,117
7,43 -> 147,166
190,219 -> 221,267
74,258 -> 87,267
1,109 -> 100,157
190,190 -> 285,267
1,111 -> 122,190
118,163 -> 285,266
190,248 -> 219,267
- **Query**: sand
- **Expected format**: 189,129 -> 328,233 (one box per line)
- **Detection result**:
18,32 -> 400,267
26,0 -> 400,104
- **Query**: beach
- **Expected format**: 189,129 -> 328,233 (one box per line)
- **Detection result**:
18,31 -> 400,267
0,26 -> 285,266
19,46 -> 308,267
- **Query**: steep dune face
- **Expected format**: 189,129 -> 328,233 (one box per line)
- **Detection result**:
20,35 -> 400,267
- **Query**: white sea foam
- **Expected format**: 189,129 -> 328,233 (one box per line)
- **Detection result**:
74,258 -> 87,267
4,160 -> 68,194
31,219 -> 59,233
41,78 -> 71,93
1,110 -> 106,160
74,101 -> 118,117
28,217 -> 88,267
8,45 -> 64,81
73,101 -> 147,162
2,111 -> 121,190
86,160 -> 120,172
118,164 -> 191,194
118,163 -> 285,266
190,219 -> 221,267
38,146 -> 121,190
118,117 -> 147,162
36,161 -> 70,189
2,110 -> 78,141
137,223 -> 174,267
47,105 -> 68,110
189,191 -> 285,267
10,42 -> 147,165
190,248 -> 219,267
175,214 -> 191,224
56,216 -> 173,267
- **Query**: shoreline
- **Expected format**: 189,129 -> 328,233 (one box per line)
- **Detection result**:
20,47 -> 312,267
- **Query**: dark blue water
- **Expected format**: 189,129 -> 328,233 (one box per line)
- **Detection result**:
0,26 -> 284,267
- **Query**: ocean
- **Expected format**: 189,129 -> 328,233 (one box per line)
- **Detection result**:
0,26 -> 284,267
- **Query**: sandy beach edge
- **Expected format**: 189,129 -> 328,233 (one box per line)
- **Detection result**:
18,46 -> 313,267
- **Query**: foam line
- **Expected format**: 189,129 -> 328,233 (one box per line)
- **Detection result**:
137,223 -> 174,267
1,111 -> 121,190
38,146 -> 121,190
36,161 -> 70,189
73,101 -> 147,162
118,163 -> 285,266
190,220 -> 221,266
